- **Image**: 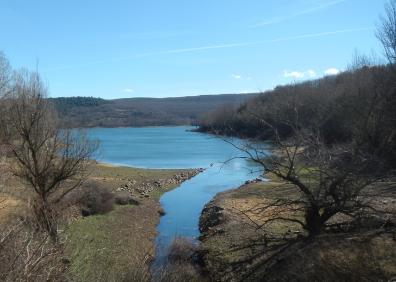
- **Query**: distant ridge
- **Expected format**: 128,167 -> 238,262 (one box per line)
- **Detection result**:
49,93 -> 258,128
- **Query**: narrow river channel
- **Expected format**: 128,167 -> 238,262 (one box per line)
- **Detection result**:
88,126 -> 263,265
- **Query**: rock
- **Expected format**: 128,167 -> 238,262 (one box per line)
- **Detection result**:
199,203 -> 224,234
244,178 -> 263,185
158,208 -> 166,216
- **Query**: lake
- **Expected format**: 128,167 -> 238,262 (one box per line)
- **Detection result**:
88,126 -> 263,262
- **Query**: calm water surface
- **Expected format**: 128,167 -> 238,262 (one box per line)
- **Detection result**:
88,126 -> 263,260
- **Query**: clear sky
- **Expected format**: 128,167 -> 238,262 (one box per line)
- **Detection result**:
0,0 -> 389,98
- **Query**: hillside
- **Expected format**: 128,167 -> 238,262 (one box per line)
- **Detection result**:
49,93 -> 258,128
198,65 -> 396,167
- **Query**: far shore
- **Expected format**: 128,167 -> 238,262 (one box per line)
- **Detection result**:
68,124 -> 198,130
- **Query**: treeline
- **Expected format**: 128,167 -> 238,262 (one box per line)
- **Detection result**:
49,96 -> 110,114
50,93 -> 257,128
198,64 -> 396,167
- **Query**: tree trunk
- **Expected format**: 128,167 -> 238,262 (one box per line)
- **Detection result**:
304,206 -> 323,237
33,196 -> 58,241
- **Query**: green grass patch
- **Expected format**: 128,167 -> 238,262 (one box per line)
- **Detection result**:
65,205 -> 154,282
148,182 -> 180,200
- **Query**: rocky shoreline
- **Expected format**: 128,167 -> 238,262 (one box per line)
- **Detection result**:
198,185 -> 259,281
115,168 -> 204,198
199,198 -> 226,238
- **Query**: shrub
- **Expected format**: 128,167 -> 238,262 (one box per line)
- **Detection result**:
80,182 -> 114,216
114,192 -> 140,206
151,238 -> 206,282
167,237 -> 200,264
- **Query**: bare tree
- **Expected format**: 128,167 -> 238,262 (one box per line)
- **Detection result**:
377,0 -> 396,64
232,81 -> 395,237
5,71 -> 97,240
242,136 -> 389,234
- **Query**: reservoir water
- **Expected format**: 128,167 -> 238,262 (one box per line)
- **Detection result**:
88,126 -> 263,260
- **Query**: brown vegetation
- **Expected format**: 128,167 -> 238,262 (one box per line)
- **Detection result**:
79,181 -> 115,216
152,237 -> 207,282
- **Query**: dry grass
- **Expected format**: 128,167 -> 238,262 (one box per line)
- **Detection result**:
65,203 -> 159,281
264,232 -> 396,282
0,195 -> 24,224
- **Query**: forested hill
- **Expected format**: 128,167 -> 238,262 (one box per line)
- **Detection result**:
49,93 -> 257,128
198,65 -> 396,167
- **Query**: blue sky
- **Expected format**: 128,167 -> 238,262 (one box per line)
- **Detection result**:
0,0 -> 388,98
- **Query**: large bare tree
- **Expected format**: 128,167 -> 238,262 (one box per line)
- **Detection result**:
5,71 -> 97,240
232,68 -> 395,236
236,130 -> 393,237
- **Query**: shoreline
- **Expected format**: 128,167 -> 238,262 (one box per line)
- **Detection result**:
95,160 -> 204,171
69,124 -> 197,130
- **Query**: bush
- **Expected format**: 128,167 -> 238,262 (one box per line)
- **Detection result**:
114,192 -> 140,206
151,238 -> 206,282
167,237 -> 200,264
80,182 -> 114,216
